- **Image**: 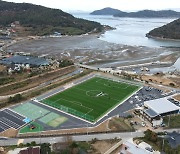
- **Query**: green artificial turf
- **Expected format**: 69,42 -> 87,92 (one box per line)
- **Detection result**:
19,122 -> 43,134
41,77 -> 140,122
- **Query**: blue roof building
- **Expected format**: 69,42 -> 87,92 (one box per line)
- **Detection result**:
0,55 -> 49,67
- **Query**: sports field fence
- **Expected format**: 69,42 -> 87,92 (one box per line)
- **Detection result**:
42,100 -> 95,122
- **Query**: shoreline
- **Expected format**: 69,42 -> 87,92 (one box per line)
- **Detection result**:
5,34 -> 180,68
146,34 -> 180,42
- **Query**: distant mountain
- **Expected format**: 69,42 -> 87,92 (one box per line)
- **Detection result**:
90,8 -> 180,18
0,0 -> 103,36
114,10 -> 180,18
90,7 -> 125,15
146,18 -> 180,39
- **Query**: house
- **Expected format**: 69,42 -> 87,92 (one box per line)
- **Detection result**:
19,147 -> 40,154
120,141 -> 150,154
0,55 -> 50,69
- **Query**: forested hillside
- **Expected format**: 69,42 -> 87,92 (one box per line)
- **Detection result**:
90,7 -> 125,15
0,0 -> 103,35
146,18 -> 180,39
114,10 -> 180,18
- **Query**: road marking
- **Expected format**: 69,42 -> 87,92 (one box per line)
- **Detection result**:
17,139 -> 24,145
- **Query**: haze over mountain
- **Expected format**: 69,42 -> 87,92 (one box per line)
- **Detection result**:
147,18 -> 180,40
0,0 -> 103,36
91,7 -> 180,18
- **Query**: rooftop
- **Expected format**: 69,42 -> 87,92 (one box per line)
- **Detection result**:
121,141 -> 149,154
19,147 -> 40,154
144,108 -> 159,118
144,97 -> 180,115
0,55 -> 49,66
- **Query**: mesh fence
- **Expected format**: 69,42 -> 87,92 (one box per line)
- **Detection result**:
42,100 -> 94,122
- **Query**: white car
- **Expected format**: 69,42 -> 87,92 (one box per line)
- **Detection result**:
141,122 -> 146,127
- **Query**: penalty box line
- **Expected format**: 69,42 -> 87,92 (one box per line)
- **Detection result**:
33,99 -> 95,124
96,78 -> 130,89
48,97 -> 93,115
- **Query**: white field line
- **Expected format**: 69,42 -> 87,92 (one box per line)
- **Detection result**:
96,75 -> 142,87
34,99 -> 95,124
74,87 -> 87,92
93,86 -> 143,124
38,87 -> 65,102
84,109 -> 93,115
18,117 -> 116,135
52,97 -> 93,114
37,74 -> 96,101
96,78 -> 131,89
18,119 -> 111,135
33,75 -> 142,125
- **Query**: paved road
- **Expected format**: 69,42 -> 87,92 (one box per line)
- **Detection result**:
0,131 -> 144,146
0,68 -> 81,100
1,128 -> 180,146
75,63 -> 180,91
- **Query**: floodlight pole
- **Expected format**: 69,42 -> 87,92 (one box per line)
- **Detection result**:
39,111 -> 42,144
87,123 -> 88,135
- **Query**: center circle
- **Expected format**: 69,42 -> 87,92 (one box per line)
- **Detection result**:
86,90 -> 107,97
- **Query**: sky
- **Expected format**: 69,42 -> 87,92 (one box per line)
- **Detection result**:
5,0 -> 180,12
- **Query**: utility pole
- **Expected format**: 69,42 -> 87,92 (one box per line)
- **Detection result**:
162,138 -> 165,152
168,115 -> 171,127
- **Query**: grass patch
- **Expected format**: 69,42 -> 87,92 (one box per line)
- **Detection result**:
109,117 -> 134,131
0,77 -> 15,85
0,70 -> 91,110
19,122 -> 43,134
42,77 -> 140,122
164,115 -> 180,128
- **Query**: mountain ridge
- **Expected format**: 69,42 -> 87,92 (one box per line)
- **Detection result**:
90,7 -> 126,15
90,8 -> 180,18
0,0 -> 103,36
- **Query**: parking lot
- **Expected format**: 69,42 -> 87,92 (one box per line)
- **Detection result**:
126,86 -> 164,109
168,97 -> 180,107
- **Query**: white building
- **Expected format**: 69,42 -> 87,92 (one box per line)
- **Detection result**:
142,97 -> 179,126
120,141 -> 153,154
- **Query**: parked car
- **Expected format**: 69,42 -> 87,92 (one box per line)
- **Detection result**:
141,122 -> 146,127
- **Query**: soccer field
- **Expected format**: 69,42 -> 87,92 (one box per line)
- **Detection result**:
41,77 -> 140,123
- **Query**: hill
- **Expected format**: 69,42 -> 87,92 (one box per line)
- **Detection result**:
90,8 -> 180,18
146,18 -> 180,40
90,7 -> 125,15
0,0 -> 103,36
114,10 -> 180,18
